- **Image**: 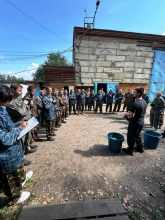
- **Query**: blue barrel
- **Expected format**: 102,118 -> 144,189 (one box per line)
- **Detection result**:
107,132 -> 124,153
143,130 -> 162,149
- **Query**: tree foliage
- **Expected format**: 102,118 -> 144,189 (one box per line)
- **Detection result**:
32,67 -> 44,81
32,52 -> 72,81
0,73 -> 24,82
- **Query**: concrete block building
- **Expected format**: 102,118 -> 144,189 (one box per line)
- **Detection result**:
73,27 -> 165,101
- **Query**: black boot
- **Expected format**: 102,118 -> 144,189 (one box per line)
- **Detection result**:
122,148 -> 133,156
47,137 -> 55,141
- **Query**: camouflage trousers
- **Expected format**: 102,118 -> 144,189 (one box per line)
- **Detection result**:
21,132 -> 33,154
31,126 -> 39,142
150,108 -> 164,129
0,164 -> 25,205
45,120 -> 54,138
55,111 -> 61,127
61,106 -> 65,122
65,105 -> 69,118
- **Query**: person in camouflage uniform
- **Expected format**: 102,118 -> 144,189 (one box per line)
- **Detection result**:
150,92 -> 165,129
59,90 -> 68,123
7,83 -> 36,164
23,86 -> 40,142
122,89 -> 131,111
64,90 -> 69,119
54,89 -> 62,128
36,89 -> 44,126
42,86 -> 56,141
0,85 -> 30,205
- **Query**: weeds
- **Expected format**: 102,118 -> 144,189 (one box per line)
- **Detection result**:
129,207 -> 144,220
143,206 -> 164,220
26,177 -> 37,185
114,192 -> 122,200
1,206 -> 13,219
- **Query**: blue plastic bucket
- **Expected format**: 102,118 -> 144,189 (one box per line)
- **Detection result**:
107,132 -> 124,153
143,130 -> 162,149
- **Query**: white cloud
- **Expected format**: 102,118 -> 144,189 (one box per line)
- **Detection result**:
27,62 -> 39,74
18,62 -> 39,80
3,62 -> 40,81
162,32 -> 165,35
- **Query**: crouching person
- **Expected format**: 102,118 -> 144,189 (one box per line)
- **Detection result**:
42,86 -> 56,141
0,85 -> 32,205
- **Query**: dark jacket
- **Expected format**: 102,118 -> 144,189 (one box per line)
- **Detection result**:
89,93 -> 95,102
150,97 -> 165,111
115,93 -> 124,102
42,95 -> 56,120
69,93 -> 76,105
78,93 -> 86,105
142,94 -> 149,104
0,107 -> 23,174
106,92 -> 115,103
95,93 -> 104,104
76,92 -> 80,102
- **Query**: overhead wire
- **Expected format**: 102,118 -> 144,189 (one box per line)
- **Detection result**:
4,45 -> 74,74
5,0 -> 71,43
0,23 -> 43,45
0,41 -> 71,54
2,31 -> 87,74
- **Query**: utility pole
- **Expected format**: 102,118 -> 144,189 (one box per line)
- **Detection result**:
93,0 -> 100,28
84,0 -> 100,29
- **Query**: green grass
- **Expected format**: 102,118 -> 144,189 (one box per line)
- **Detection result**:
1,206 -> 14,219
143,206 -> 165,220
114,192 -> 122,200
129,207 -> 144,220
26,177 -> 37,185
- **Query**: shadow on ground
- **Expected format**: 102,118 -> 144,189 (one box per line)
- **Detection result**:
74,144 -> 127,157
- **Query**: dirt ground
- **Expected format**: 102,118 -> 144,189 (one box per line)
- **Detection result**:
1,105 -> 165,219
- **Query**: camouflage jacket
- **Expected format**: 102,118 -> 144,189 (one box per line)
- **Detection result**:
23,93 -> 38,117
0,107 -> 23,174
54,95 -> 61,111
7,98 -> 31,122
151,97 -> 165,111
42,95 -> 56,120
61,95 -> 68,106
35,95 -> 43,114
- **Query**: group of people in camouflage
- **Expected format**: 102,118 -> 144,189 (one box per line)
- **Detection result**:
0,82 -> 165,206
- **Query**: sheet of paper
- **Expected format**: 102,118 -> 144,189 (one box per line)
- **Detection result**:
17,117 -> 39,140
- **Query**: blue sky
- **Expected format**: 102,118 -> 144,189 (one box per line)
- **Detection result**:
0,0 -> 165,80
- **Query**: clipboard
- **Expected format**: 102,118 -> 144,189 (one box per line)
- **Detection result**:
17,117 -> 39,140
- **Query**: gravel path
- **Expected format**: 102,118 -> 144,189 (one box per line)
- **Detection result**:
15,106 -> 165,218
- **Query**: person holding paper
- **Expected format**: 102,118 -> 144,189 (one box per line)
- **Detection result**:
7,83 -> 36,166
42,86 -> 56,141
0,85 -> 32,205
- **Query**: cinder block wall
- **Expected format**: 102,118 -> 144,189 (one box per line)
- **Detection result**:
74,35 -> 154,86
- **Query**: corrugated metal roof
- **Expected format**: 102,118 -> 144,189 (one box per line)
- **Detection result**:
74,27 -> 165,44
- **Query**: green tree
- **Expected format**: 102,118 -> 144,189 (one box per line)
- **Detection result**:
32,52 -> 72,81
32,67 -> 44,81
0,74 -> 6,81
6,75 -> 17,81
44,52 -> 71,66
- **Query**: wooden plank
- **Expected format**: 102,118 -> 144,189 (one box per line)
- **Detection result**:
90,215 -> 129,220
19,199 -> 126,220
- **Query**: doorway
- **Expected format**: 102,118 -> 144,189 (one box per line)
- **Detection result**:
64,86 -> 69,92
97,83 -> 107,93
